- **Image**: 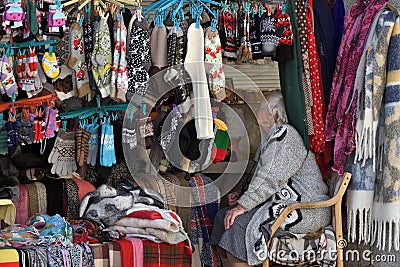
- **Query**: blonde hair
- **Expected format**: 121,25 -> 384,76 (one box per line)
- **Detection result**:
264,90 -> 288,124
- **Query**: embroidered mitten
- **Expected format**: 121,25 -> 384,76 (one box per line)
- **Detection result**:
41,52 -> 60,78
86,124 -> 99,166
49,131 -> 77,176
44,105 -> 59,139
0,55 -> 18,96
18,116 -> 34,145
68,22 -> 90,98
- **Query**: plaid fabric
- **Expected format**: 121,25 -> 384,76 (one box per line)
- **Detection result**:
268,226 -> 336,267
107,241 -> 122,266
142,240 -> 192,267
90,243 -> 110,267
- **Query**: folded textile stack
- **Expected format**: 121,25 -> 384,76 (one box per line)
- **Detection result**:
105,203 -> 190,245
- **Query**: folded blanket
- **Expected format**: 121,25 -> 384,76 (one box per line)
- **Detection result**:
106,225 -> 187,244
114,217 -> 180,232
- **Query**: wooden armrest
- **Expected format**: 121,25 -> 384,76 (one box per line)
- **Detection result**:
269,172 -> 351,239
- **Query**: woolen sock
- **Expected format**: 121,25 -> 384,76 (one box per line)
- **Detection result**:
116,18 -> 128,102
110,18 -> 121,100
68,22 -> 90,98
95,17 -> 112,98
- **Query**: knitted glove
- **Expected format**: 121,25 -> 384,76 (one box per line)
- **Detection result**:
49,131 -> 77,176
100,124 -> 116,167
5,121 -> 19,154
44,105 -> 59,139
18,116 -> 34,145
86,124 -> 99,166
76,128 -> 90,167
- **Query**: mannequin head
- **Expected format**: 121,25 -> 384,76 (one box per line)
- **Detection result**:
256,90 -> 287,134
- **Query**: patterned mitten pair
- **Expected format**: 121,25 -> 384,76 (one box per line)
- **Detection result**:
5,121 -> 19,154
76,127 -> 90,167
127,24 -> 151,106
67,22 -> 90,98
16,47 -> 39,92
100,124 -> 116,167
86,124 -> 99,166
48,130 -> 77,176
92,17 -> 112,98
0,55 -> 18,96
110,15 -> 128,102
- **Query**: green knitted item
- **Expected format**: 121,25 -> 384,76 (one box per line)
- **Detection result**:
212,129 -> 229,163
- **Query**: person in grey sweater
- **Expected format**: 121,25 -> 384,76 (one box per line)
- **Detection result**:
211,91 -> 331,266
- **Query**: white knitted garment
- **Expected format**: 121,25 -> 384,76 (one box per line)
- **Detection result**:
184,23 -> 214,139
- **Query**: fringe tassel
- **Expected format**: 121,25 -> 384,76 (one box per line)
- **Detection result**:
372,220 -> 400,251
347,208 -> 372,244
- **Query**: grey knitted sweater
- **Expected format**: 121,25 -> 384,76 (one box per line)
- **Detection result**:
237,124 -> 331,265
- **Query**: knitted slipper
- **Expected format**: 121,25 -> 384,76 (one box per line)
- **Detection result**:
0,55 -> 18,96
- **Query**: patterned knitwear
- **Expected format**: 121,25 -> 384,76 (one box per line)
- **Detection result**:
24,182 -> 39,218
219,7 -> 238,59
273,5 -> 294,62
204,27 -> 226,101
250,14 -> 263,60
71,177 -> 96,202
307,0 -> 325,154
260,11 -> 279,57
65,178 -> 80,218
34,181 -> 47,214
324,0 -> 389,175
13,184 -> 28,224
127,23 -> 151,106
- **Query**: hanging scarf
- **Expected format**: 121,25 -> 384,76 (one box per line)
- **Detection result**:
190,174 -> 220,267
347,12 -> 400,251
324,0 -> 389,175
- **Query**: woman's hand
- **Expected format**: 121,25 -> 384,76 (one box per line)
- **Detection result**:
227,191 -> 240,206
224,204 -> 246,230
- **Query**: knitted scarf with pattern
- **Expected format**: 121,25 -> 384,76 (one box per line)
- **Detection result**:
190,173 -> 220,267
347,14 -> 400,252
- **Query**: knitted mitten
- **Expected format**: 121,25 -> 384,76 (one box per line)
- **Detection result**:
67,22 -> 90,98
44,105 -> 59,139
18,116 -> 34,145
86,124 -> 99,166
41,52 -> 60,79
82,11 -> 94,70
49,130 -> 77,176
122,123 -> 137,150
116,17 -> 128,102
5,121 -> 19,154
0,55 -> 18,96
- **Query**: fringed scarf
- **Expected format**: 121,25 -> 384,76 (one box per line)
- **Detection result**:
190,173 -> 220,267
347,13 -> 400,251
